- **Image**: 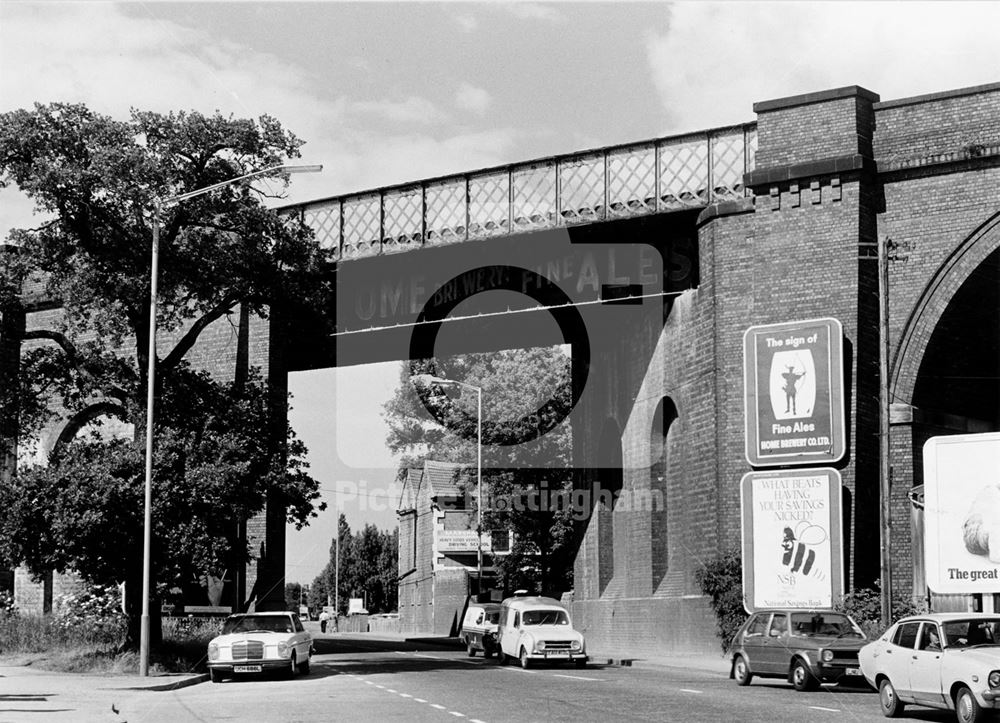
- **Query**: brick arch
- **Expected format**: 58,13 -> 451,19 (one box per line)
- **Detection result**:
45,399 -> 131,460
892,210 -> 1000,404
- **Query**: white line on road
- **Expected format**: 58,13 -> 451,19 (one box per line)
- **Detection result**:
374,684 -> 385,689
430,703 -> 446,710
386,688 -> 397,693
679,689 -> 702,694
470,720 -> 488,723
551,674 -> 604,681
414,698 -> 427,703
449,713 -> 465,718
809,706 -> 841,713
399,693 -> 412,698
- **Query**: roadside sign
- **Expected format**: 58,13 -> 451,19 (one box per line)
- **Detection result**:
743,318 -> 845,467
924,432 -> 1000,594
741,468 -> 844,612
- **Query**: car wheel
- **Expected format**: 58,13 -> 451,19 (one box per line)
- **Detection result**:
519,648 -> 532,669
289,652 -> 299,678
955,685 -> 984,723
467,640 -> 476,657
209,668 -> 223,684
733,655 -> 753,686
878,677 -> 904,717
791,659 -> 819,692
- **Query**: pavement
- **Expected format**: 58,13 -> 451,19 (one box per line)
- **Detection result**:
0,662 -> 207,693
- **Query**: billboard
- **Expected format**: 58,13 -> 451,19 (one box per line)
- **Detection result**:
924,432 -> 1000,594
741,468 -> 844,612
743,318 -> 846,467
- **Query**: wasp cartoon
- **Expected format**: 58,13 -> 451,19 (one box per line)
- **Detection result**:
781,523 -> 827,580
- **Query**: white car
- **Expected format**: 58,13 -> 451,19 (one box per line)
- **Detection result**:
496,594 -> 587,668
207,611 -> 313,682
859,612 -> 1000,722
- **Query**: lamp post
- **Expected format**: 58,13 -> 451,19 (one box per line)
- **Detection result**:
139,163 -> 322,676
411,374 -> 483,599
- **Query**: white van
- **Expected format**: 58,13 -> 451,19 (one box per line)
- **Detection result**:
496,594 -> 587,668
459,603 -> 501,657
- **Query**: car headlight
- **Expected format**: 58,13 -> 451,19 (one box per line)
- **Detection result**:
821,649 -> 834,662
208,642 -> 219,662
277,641 -> 290,658
571,640 -> 582,651
989,671 -> 1000,688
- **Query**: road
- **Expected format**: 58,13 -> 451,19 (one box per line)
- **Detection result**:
2,636 -> 960,723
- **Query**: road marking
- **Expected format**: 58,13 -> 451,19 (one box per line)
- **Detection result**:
470,720 -> 488,723
414,698 -> 427,703
386,688 -> 397,693
449,713 -> 465,718
809,706 -> 841,713
430,703 -> 446,710
552,674 -> 604,681
374,684 -> 385,689
399,693 -> 412,698
501,666 -> 536,674
679,689 -> 702,694
363,680 -> 374,685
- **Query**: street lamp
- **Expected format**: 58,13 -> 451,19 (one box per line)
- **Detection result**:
139,163 -> 322,676
411,374 -> 484,600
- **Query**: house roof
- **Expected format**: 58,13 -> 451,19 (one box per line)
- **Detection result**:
396,460 -> 471,513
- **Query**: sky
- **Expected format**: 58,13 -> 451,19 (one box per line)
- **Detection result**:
3,0 -> 999,585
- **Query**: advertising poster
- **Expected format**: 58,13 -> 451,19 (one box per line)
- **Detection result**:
743,318 -> 845,467
741,469 -> 843,612
924,433 -> 1000,594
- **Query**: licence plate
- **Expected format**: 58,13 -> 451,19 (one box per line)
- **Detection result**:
233,665 -> 262,673
844,667 -> 861,676
546,651 -> 570,657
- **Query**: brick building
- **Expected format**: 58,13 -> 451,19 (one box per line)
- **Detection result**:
396,460 -> 501,635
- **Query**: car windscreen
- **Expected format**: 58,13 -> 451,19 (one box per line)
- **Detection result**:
789,612 -> 863,637
522,609 -> 569,626
486,612 -> 500,624
222,615 -> 294,634
942,619 -> 1000,648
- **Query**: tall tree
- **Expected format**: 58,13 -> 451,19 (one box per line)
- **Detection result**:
382,348 -> 575,596
311,515 -> 398,615
0,102 -> 329,646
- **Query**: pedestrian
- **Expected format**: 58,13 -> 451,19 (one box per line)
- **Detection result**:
319,609 -> 330,634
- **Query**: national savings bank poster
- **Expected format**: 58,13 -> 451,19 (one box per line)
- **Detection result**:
924,433 -> 1000,594
741,469 -> 844,612
743,318 -> 846,467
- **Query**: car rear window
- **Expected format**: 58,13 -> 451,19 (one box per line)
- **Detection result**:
892,622 -> 920,649
790,612 -> 862,637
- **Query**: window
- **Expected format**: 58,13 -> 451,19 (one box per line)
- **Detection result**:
522,609 -> 568,626
769,614 -> 787,637
746,615 -> 767,637
513,612 -> 520,628
293,616 -> 304,633
893,622 -> 920,649
918,623 -> 941,651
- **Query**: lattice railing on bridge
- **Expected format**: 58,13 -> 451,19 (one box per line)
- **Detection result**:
287,123 -> 756,261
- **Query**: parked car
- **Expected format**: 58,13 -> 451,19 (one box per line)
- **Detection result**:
496,593 -> 587,668
460,603 -> 501,657
207,611 -> 313,683
728,609 -> 867,691
859,612 -> 1000,722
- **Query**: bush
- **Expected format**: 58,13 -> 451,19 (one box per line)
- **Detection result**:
695,548 -> 747,652
835,583 -> 927,640
52,584 -> 127,649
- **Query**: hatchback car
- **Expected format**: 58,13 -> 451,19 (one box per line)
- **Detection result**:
496,594 -> 587,668
207,611 -> 313,682
728,609 -> 867,691
859,612 -> 1000,722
